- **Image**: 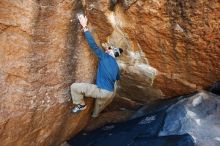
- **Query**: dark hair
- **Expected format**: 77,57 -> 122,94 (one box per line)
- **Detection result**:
114,48 -> 123,57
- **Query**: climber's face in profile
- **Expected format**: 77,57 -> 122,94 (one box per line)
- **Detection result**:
105,47 -> 123,58
104,47 -> 112,54
105,47 -> 115,58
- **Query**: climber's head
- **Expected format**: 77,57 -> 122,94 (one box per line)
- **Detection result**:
105,47 -> 123,58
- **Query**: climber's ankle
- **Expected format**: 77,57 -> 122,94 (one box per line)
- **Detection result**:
71,104 -> 87,113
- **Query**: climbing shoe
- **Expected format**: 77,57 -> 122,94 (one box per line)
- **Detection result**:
71,104 -> 87,113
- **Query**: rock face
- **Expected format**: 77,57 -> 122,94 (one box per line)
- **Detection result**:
0,0 -> 219,145
0,0 -> 96,146
87,0 -> 220,103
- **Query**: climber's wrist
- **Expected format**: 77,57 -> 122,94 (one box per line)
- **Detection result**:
82,26 -> 89,32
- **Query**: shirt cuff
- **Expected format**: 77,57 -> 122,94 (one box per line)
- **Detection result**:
83,26 -> 89,32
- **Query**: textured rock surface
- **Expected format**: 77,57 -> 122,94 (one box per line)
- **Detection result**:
0,0 -> 96,146
0,0 -> 220,145
83,0 -> 220,103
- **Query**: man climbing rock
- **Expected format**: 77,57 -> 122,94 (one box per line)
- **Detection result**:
70,14 -> 123,117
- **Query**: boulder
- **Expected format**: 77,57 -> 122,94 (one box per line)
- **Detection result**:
0,0 -> 219,145
0,0 -> 95,145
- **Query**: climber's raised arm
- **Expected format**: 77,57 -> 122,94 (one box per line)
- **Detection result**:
78,14 -> 105,59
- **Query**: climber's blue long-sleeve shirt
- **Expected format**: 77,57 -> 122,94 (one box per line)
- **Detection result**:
84,31 -> 120,92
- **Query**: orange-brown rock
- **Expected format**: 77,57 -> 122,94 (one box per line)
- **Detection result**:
83,0 -> 220,101
0,0 -> 96,146
0,0 -> 220,145
122,0 -> 220,98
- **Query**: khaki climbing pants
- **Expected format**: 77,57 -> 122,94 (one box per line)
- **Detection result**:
70,83 -> 115,117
